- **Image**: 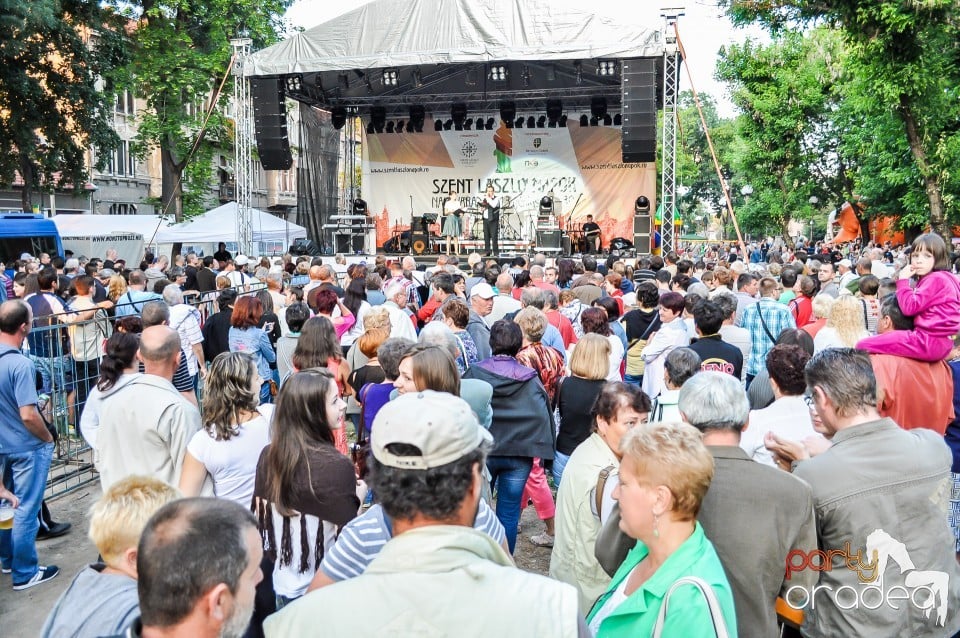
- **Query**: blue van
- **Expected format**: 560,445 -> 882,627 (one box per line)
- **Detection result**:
0,213 -> 64,264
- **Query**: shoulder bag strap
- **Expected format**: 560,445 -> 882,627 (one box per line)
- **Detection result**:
755,303 -> 777,343
860,298 -> 869,328
594,464 -> 615,519
652,576 -> 731,638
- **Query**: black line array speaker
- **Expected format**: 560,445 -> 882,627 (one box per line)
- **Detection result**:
634,215 -> 652,254
621,58 -> 657,164
251,78 -> 293,171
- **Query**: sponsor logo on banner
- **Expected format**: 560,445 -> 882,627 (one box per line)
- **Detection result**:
462,141 -> 477,158
533,138 -> 542,148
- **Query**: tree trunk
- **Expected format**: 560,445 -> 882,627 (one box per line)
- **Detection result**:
899,95 -> 947,241
19,155 -> 35,213
160,144 -> 184,259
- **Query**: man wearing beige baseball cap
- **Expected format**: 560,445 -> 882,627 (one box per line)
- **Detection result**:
265,390 -> 585,637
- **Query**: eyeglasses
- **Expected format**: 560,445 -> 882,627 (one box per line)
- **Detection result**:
803,394 -> 815,410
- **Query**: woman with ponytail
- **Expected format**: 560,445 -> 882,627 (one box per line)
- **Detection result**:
79,332 -> 141,451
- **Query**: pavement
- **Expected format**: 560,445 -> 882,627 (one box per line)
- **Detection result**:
0,485 -> 101,635
0,484 -> 554,634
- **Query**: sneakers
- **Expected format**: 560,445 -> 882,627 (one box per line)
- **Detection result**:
12,565 -> 59,591
36,522 -> 71,540
529,532 -> 554,547
1,566 -> 9,574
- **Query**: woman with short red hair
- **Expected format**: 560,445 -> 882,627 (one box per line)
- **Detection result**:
228,295 -> 277,403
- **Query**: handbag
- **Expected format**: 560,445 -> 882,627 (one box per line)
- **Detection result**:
652,576 -> 732,638
595,503 -> 635,577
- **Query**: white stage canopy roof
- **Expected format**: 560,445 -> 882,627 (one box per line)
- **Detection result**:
160,202 -> 307,244
245,0 -> 662,76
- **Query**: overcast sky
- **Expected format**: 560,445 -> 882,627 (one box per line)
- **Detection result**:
284,0 -> 768,118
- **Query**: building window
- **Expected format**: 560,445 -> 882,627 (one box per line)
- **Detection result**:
115,90 -> 135,115
109,203 -> 138,215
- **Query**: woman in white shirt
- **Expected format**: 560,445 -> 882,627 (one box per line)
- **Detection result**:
740,344 -> 823,466
580,307 -> 625,382
640,292 -> 691,400
179,352 -> 273,505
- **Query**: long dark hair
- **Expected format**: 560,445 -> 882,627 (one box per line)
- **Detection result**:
343,277 -> 367,318
557,259 -> 575,288
263,368 -> 338,516
97,332 -> 140,391
292,316 -> 341,369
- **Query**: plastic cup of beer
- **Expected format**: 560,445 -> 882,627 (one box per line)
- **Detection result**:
0,501 -> 13,530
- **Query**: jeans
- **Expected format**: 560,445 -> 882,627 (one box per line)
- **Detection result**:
486,455 -> 533,553
552,451 -> 571,486
0,442 -> 55,584
260,381 -> 273,405
623,374 -> 643,389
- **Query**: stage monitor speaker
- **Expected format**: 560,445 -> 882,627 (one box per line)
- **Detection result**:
536,229 -> 562,250
621,58 -> 657,164
561,234 -> 572,255
251,78 -> 293,170
333,233 -> 365,254
634,215 -> 652,254
290,238 -> 320,256
410,233 -> 431,255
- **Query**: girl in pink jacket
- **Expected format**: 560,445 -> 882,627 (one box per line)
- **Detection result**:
857,233 -> 960,361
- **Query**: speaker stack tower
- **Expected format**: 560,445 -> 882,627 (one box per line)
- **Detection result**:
251,78 -> 293,171
621,58 -> 657,164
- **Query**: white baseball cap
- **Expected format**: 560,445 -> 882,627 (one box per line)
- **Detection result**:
469,282 -> 495,299
371,391 -> 493,470
234,254 -> 249,266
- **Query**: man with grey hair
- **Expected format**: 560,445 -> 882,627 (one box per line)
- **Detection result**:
678,370 -> 817,638
96,325 -> 202,491
382,282 -> 418,341
269,391 -> 583,637
714,292 -> 750,380
488,272 -> 521,324
790,349 -> 960,637
163,284 -> 205,382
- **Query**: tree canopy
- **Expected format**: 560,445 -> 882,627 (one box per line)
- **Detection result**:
0,1 -> 127,211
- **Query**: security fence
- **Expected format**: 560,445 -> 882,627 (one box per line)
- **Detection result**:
25,289 -> 229,500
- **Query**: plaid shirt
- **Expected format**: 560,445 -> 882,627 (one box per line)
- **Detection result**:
740,298 -> 796,376
383,275 -> 420,310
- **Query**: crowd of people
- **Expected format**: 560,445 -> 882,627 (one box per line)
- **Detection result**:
2,233 -> 960,637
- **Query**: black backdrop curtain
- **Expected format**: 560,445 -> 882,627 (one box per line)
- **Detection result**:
297,106 -> 341,252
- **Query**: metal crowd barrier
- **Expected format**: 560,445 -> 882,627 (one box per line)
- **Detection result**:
29,287 -> 237,500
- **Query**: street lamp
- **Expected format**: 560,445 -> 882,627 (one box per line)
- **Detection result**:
809,196 -> 819,242
741,184 -> 754,198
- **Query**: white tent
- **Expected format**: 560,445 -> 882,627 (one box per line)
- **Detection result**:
245,0 -> 661,76
157,202 -> 306,244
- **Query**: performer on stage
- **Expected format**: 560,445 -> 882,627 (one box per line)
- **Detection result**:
441,190 -> 463,255
582,214 -> 601,254
480,184 -> 501,255
352,191 -> 368,216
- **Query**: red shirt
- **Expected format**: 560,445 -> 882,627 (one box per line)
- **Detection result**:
546,310 -> 578,348
871,354 -> 954,433
789,295 -> 813,326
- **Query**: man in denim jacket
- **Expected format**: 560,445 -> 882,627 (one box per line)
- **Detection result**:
794,348 -> 960,637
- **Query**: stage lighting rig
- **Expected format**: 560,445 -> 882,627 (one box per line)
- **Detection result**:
635,196 -> 651,215
331,106 -> 347,130
284,75 -> 302,92
488,65 -> 508,82
382,69 -> 399,86
597,60 -> 618,76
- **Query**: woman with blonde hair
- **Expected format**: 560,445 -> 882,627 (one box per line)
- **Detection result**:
107,275 -> 128,303
586,421 -> 736,636
553,333 -> 611,484
814,294 -> 869,353
179,352 -> 272,505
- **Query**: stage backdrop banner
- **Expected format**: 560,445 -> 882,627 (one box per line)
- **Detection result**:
362,120 -> 657,249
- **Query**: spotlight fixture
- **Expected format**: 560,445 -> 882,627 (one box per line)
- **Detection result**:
386,120 -> 395,133
546,99 -> 562,126
613,113 -> 622,126
366,122 -> 375,135
451,102 -> 468,129
635,195 -> 651,215
526,115 -> 535,128
395,120 -> 405,133
537,115 -> 546,128
514,116 -> 524,128
579,114 -> 589,127
411,68 -> 423,88
488,64 -> 508,82
486,117 -> 495,130
591,97 -> 608,119
382,69 -> 399,87
337,74 -> 350,90
443,119 -> 453,130
435,119 -> 443,131
409,105 -> 426,132
331,106 -> 347,130
499,101 -> 517,127
574,61 -> 583,85
284,74 -> 302,92
603,114 -> 612,126
371,106 -> 386,133
590,116 -> 599,126
559,114 -> 568,128
463,118 -> 473,130
597,59 -> 618,76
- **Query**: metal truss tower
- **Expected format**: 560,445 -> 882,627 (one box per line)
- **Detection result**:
660,9 -> 683,254
231,37 -> 254,256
